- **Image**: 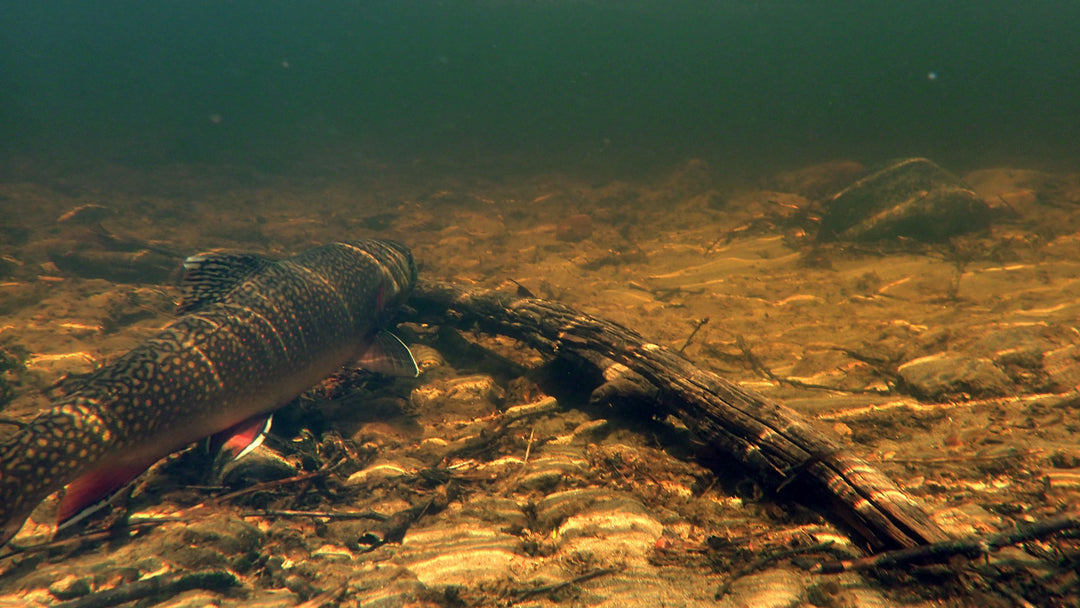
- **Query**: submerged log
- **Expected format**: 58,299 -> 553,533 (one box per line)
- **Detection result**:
409,279 -> 949,552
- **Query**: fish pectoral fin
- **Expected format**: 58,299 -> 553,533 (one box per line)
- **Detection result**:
208,413 -> 274,484
357,330 -> 419,378
178,252 -> 275,314
57,456 -> 159,530
212,413 -> 274,461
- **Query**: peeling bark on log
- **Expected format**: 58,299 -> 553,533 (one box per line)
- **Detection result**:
408,278 -> 949,552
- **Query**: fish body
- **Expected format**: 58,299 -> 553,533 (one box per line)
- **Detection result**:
0,239 -> 417,546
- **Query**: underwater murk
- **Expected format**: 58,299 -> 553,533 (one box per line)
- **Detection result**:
1,2 -> 1080,607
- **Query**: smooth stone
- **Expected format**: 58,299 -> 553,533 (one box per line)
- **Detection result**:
47,574 -> 92,600
897,353 -> 1012,399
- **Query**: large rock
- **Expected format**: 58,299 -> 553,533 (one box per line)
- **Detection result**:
897,353 -> 1012,400
818,157 -> 990,242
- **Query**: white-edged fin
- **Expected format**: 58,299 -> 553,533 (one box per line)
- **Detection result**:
56,457 -> 159,531
208,414 -> 275,483
178,252 -> 275,314
358,330 -> 419,377
215,413 -> 274,461
233,414 -> 273,460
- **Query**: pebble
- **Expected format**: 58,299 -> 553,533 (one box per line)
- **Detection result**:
718,568 -> 808,608
155,591 -> 232,608
311,543 -> 355,561
397,521 -> 521,588
219,444 -> 298,487
47,574 -> 92,601
409,374 -> 504,411
1042,344 -> 1080,391
514,445 -> 591,491
344,458 -> 421,486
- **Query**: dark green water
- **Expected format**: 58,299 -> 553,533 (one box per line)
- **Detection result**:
2,1 -> 1078,176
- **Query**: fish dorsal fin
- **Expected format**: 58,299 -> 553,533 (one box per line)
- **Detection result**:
178,252 -> 274,314
358,330 -> 420,378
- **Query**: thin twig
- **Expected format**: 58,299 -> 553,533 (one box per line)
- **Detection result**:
678,317 -> 710,354
241,509 -> 388,521
522,426 -> 536,466
206,457 -> 345,506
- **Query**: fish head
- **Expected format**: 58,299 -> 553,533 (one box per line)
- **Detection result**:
328,240 -> 417,318
374,239 -> 418,305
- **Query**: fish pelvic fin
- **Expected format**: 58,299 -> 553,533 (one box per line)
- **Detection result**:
357,330 -> 419,378
56,455 -> 159,531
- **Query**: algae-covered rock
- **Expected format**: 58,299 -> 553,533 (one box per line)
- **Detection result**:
818,157 -> 990,242
897,353 -> 1012,400
47,574 -> 92,601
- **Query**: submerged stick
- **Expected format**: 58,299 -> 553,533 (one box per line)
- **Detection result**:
409,278 -> 949,551
53,570 -> 239,608
813,512 -> 1080,573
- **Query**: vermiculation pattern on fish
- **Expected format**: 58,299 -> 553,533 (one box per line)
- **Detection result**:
0,239 -> 418,547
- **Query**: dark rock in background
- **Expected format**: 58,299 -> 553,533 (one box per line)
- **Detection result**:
817,158 -> 990,242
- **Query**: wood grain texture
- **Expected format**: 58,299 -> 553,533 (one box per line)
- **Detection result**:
409,278 -> 949,551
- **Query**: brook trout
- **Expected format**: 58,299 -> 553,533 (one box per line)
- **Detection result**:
0,239 -> 418,547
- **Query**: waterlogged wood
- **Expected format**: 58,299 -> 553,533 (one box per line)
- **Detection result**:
815,513 -> 1080,574
52,570 -> 239,608
409,278 -> 949,551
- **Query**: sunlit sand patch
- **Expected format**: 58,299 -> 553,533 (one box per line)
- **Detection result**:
25,351 -> 98,369
876,276 -> 911,294
1045,470 -> 1080,489
58,323 -> 100,332
775,294 -> 821,306
1012,302 -> 1072,316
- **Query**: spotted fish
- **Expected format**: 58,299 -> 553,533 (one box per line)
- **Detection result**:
0,239 -> 418,547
